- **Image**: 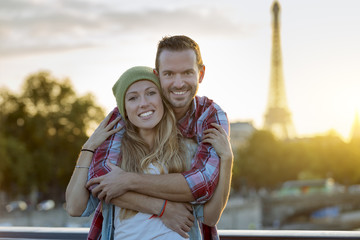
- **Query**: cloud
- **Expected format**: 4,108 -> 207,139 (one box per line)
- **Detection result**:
0,0 -> 248,56
103,8 -> 245,35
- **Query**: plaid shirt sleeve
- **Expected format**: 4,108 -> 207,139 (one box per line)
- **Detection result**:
86,203 -> 103,240
87,107 -> 124,190
181,101 -> 230,203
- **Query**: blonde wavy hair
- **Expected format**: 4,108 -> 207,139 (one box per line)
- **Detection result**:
119,95 -> 188,220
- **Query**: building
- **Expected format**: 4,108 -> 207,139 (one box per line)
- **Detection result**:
230,121 -> 256,148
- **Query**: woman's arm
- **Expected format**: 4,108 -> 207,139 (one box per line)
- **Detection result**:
201,123 -> 234,226
65,113 -> 122,216
111,192 -> 194,238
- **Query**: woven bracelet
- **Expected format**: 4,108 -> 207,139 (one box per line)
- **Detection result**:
149,200 -> 168,219
81,149 -> 95,154
75,165 -> 89,169
158,200 -> 168,217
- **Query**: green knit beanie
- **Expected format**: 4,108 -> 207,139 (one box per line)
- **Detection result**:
112,66 -> 161,117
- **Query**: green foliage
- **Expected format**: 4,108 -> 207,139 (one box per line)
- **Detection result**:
0,71 -> 105,200
0,133 -> 32,197
232,130 -> 360,191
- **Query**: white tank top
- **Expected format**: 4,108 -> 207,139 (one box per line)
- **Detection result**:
113,163 -> 186,240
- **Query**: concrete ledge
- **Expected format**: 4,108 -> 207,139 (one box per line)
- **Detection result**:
220,230 -> 360,239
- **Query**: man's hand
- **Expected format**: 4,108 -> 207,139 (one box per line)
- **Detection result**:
86,162 -> 133,203
161,201 -> 194,238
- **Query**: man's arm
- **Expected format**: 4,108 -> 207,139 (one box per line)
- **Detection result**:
88,162 -> 194,202
88,101 -> 230,203
203,155 -> 232,226
202,123 -> 233,226
126,102 -> 230,202
181,103 -> 230,203
128,172 -> 194,201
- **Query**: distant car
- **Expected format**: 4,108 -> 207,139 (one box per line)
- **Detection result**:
348,184 -> 360,193
5,201 -> 27,212
37,199 -> 55,211
274,178 -> 338,197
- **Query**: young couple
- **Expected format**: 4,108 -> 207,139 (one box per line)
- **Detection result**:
66,35 -> 233,240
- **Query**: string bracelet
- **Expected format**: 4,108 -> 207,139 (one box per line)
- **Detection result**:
81,149 -> 95,154
158,200 -> 168,217
149,200 -> 168,219
75,165 -> 89,169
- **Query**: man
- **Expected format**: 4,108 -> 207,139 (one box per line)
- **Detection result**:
85,35 -> 230,239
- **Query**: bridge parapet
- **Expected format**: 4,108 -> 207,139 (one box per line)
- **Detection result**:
261,192 -> 360,228
1,227 -> 360,239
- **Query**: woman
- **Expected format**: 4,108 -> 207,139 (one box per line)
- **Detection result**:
66,66 -> 233,239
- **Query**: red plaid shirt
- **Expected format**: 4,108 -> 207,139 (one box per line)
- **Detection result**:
86,96 -> 229,240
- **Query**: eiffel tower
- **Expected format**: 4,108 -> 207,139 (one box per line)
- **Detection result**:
263,0 -> 295,139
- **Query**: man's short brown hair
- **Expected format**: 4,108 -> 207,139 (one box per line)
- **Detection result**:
155,35 -> 204,72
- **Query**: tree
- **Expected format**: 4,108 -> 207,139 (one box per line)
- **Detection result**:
233,130 -> 291,190
232,130 -> 360,193
0,133 -> 32,197
0,71 -> 106,201
303,134 -> 360,186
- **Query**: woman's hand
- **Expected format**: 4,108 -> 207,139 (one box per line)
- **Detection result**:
161,201 -> 194,238
83,112 -> 123,151
202,123 -> 233,161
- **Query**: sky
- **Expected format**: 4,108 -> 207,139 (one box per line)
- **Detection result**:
1,0 -> 360,141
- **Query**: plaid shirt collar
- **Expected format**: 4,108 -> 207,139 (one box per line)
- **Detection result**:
177,97 -> 197,138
